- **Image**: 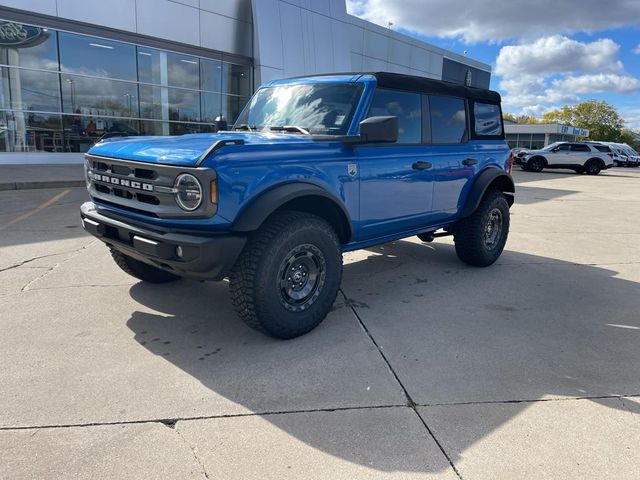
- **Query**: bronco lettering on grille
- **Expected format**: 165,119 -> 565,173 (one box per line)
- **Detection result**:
91,173 -> 154,192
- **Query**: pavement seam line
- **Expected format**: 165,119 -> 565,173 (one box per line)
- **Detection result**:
0,404 -> 408,431
173,423 -> 210,480
340,288 -> 465,480
415,394 -> 640,408
618,397 -> 635,417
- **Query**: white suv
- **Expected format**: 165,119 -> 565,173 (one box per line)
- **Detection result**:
515,142 -> 614,175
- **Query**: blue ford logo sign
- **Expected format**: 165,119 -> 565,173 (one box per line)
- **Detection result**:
0,22 -> 48,47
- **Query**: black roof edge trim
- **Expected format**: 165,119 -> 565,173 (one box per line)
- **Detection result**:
373,72 -> 501,103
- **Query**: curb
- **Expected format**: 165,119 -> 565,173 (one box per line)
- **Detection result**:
0,180 -> 86,191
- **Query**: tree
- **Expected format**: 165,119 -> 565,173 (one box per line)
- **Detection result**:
618,129 -> 639,149
542,100 -> 625,142
502,113 -> 540,124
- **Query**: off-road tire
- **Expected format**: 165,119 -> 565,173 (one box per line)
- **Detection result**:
229,211 -> 342,339
453,190 -> 510,267
110,249 -> 180,283
584,159 -> 602,175
527,157 -> 545,172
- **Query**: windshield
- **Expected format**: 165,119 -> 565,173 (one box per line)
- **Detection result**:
541,142 -> 562,151
234,82 -> 364,135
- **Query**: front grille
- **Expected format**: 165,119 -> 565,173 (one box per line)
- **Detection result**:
85,154 -> 217,218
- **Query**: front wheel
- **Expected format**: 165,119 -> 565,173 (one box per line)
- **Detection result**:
453,191 -> 510,267
229,211 -> 342,339
527,157 -> 545,172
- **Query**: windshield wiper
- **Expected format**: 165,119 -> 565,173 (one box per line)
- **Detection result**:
269,125 -> 311,135
234,124 -> 255,131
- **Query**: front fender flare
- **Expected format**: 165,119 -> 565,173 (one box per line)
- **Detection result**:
460,168 -> 515,218
231,182 -> 353,239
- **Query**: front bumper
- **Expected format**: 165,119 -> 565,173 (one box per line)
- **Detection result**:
80,202 -> 246,281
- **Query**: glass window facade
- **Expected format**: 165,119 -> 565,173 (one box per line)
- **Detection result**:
0,19 -> 252,153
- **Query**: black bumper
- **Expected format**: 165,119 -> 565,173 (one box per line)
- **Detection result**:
80,202 -> 246,281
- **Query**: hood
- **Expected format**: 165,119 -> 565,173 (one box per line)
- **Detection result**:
88,132 -> 316,166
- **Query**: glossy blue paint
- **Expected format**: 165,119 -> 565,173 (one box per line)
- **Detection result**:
87,73 -> 510,248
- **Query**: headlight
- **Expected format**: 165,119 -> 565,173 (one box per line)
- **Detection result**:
174,173 -> 202,211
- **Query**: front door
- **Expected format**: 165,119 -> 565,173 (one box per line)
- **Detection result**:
355,88 -> 433,240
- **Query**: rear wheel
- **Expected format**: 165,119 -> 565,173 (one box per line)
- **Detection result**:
527,157 -> 545,172
110,249 -> 180,283
453,191 -> 510,267
585,159 -> 602,175
229,211 -> 342,339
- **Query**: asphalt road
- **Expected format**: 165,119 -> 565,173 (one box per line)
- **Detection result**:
1,169 -> 639,479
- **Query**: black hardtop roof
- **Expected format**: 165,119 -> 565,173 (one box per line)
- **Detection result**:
372,72 -> 501,103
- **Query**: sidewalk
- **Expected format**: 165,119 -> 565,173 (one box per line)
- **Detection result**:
0,164 -> 85,191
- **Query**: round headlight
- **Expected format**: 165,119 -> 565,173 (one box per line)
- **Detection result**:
174,173 -> 202,211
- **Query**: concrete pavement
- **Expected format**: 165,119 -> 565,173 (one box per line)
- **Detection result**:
0,164 -> 84,191
1,169 -> 639,479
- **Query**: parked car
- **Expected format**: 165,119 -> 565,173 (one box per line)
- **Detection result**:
612,143 -> 640,167
515,141 -> 614,175
80,72 -> 514,339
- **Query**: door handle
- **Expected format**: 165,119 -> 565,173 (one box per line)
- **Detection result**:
412,161 -> 432,170
463,158 -> 478,166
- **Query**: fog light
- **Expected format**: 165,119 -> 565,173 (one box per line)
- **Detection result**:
175,246 -> 183,258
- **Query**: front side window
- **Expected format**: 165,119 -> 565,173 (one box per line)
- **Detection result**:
430,95 -> 467,144
234,83 -> 363,135
474,102 -> 502,136
367,88 -> 422,143
556,143 -> 571,151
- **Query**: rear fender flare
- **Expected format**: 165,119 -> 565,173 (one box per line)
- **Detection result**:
460,168 -> 515,218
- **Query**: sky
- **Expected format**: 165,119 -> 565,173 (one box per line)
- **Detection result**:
346,0 -> 640,129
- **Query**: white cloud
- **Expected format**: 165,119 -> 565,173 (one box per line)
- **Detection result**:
619,107 -> 640,130
496,36 -> 640,112
552,74 -> 640,94
346,0 -> 640,43
495,36 -> 622,77
634,44 -> 640,54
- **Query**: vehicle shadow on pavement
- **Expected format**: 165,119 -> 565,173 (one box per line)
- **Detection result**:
126,239 -> 640,473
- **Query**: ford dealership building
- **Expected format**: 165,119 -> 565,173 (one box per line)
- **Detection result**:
0,0 -> 491,164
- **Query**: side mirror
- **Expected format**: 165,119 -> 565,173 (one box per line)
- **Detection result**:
359,116 -> 398,143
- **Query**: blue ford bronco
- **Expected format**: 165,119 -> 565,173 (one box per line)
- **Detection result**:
81,72 -> 514,338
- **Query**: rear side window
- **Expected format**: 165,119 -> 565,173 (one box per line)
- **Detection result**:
570,144 -> 591,152
367,88 -> 422,143
429,95 -> 467,144
592,144 -> 611,152
474,102 -> 503,136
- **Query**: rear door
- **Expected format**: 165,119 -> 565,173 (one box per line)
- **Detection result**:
427,95 -> 477,222
569,143 -> 591,165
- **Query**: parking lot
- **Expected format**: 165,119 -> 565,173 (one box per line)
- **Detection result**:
1,168 -> 639,479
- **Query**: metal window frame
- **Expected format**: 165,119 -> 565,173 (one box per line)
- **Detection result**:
0,7 -> 252,67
